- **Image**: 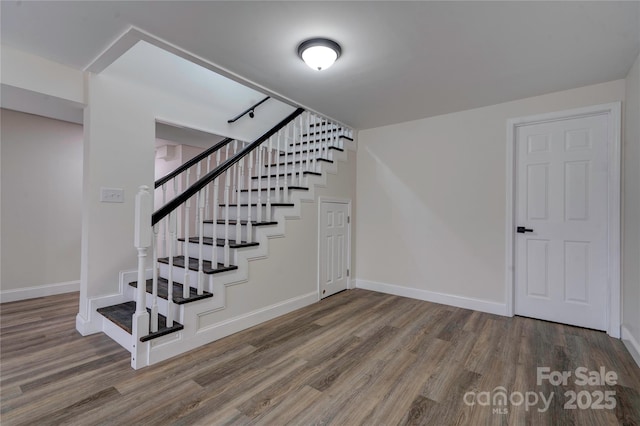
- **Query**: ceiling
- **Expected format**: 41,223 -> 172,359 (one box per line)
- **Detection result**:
2,1 -> 639,130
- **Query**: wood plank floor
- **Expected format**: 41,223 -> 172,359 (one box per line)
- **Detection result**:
1,290 -> 639,425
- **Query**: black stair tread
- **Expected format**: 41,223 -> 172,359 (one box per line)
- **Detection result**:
266,158 -> 333,167
309,121 -> 334,128
97,301 -> 184,342
219,202 -> 294,207
240,186 -> 308,192
178,236 -> 259,249
302,129 -> 342,136
203,219 -> 278,226
291,135 -> 353,146
158,256 -> 238,274
280,146 -> 344,155
128,278 -> 213,305
251,171 -> 321,180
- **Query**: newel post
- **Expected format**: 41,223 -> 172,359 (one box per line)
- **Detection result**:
132,185 -> 151,369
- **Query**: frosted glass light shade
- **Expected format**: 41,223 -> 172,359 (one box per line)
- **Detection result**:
298,38 -> 341,71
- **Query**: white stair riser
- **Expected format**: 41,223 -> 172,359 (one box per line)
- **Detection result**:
295,136 -> 345,147
203,222 -> 254,241
262,163 -> 320,175
219,204 -> 288,220
238,188 -> 295,204
250,175 -> 309,189
278,151 -> 334,163
184,241 -> 249,261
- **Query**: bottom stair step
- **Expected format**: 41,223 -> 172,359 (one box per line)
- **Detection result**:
97,301 -> 184,342
128,278 -> 213,305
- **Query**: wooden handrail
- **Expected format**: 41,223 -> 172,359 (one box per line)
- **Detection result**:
227,96 -> 271,123
155,137 -> 234,189
152,108 -> 304,226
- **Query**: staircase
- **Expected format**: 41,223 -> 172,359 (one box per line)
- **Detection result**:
95,109 -> 354,368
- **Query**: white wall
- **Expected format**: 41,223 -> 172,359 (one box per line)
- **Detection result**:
356,80 -> 626,313
0,109 -> 83,300
623,52 -> 640,363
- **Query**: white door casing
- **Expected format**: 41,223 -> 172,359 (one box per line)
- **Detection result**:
505,103 -> 621,337
319,199 -> 351,299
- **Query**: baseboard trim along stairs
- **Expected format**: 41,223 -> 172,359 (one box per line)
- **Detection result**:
86,110 -> 355,368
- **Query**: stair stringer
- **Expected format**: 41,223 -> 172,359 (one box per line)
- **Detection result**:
121,144 -> 356,367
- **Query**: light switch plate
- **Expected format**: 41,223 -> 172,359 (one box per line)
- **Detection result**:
100,187 -> 124,203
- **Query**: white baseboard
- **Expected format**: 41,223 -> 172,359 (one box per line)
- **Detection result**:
0,280 -> 80,303
621,325 -> 640,368
146,291 -> 318,366
355,279 -> 508,316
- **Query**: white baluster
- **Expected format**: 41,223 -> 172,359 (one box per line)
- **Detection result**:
246,151 -> 253,243
236,152 -> 243,243
314,115 -> 320,173
150,224 -> 159,332
275,131 -> 281,204
307,113 -> 315,175
298,116 -> 304,186
266,136 -> 273,222
211,176 -> 219,268
197,189 -> 205,296
256,145 -> 263,222
224,169 -> 230,267
305,115 -> 311,176
324,120 -> 330,161
167,211 -> 176,327
205,156 -> 211,220
232,140 -> 238,204
183,169 -> 191,293
283,126 -> 289,203
162,183 -> 167,257
195,163 -> 202,235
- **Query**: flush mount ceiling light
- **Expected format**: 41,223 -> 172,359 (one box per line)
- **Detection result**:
297,38 -> 342,71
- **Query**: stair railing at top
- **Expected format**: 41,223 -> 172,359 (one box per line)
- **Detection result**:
132,108 -> 352,368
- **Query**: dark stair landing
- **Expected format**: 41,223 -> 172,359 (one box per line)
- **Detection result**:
158,255 -> 238,274
128,278 -> 213,305
97,301 -> 184,342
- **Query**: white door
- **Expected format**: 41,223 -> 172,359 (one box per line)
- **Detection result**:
515,113 -> 609,330
319,201 -> 350,299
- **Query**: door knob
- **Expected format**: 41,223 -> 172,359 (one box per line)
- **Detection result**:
517,226 -> 534,233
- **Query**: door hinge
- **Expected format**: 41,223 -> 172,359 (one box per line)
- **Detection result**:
347,216 -> 350,224
347,269 -> 350,277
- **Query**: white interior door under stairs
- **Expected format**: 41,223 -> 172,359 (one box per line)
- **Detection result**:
319,200 -> 350,299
